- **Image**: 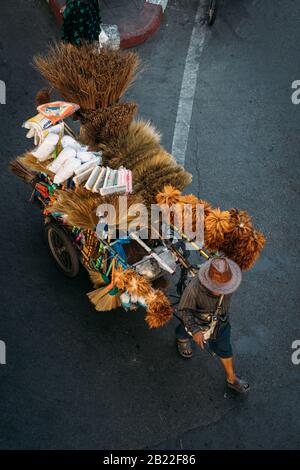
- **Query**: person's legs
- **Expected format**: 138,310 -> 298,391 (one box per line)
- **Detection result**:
219,356 -> 236,383
175,322 -> 190,340
175,323 -> 193,358
209,322 -> 249,392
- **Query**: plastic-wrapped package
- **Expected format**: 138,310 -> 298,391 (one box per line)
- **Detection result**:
54,157 -> 81,184
85,166 -> 102,190
61,135 -> 82,151
77,151 -> 98,163
47,147 -> 77,173
32,133 -> 59,161
74,157 -> 101,175
73,167 -> 95,186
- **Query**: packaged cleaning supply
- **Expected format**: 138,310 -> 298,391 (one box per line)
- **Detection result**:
23,113 -> 52,146
54,158 -> 81,184
77,151 -> 98,163
47,147 -> 77,173
85,166 -> 102,190
61,135 -> 82,151
32,133 -> 59,161
74,157 -> 101,175
73,167 -> 95,186
37,101 -> 80,125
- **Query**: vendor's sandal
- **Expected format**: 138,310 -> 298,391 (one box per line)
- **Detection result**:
177,339 -> 193,359
227,377 -> 250,394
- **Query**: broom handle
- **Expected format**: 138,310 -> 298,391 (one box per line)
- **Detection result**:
100,238 -> 129,269
150,225 -> 197,274
64,122 -> 77,139
170,224 -> 210,260
129,232 -> 174,274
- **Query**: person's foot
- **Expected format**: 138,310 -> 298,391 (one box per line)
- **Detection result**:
227,377 -> 250,393
177,338 -> 193,359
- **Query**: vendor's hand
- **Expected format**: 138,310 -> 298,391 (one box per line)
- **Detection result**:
193,331 -> 205,349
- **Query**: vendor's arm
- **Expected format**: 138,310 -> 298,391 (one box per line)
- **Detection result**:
177,279 -> 203,336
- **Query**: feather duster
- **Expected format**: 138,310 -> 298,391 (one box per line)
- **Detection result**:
156,185 -> 182,207
227,208 -> 253,241
222,229 -> 266,271
145,290 -> 173,329
155,187 -> 211,234
135,166 -> 192,207
204,208 -> 231,252
35,87 -> 52,107
197,198 -> 212,217
220,208 -> 254,254
114,268 -> 152,297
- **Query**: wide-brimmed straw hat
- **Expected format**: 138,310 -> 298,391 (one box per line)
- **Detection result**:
198,256 -> 242,294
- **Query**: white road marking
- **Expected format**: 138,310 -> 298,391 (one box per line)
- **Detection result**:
171,0 -> 207,165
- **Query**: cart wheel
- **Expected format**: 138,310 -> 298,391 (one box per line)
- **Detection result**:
207,0 -> 218,26
45,222 -> 79,278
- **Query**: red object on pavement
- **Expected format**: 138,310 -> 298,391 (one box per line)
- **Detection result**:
119,2 -> 163,49
46,0 -> 166,48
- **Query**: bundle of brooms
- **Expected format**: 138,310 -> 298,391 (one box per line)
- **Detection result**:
79,102 -> 138,148
48,187 -> 144,232
34,42 -> 140,113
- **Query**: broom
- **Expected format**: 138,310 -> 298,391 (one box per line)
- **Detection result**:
9,159 -> 36,184
87,259 -> 121,311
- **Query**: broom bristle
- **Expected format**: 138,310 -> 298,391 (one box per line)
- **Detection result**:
35,87 -> 52,106
9,159 -> 36,184
87,287 -> 121,311
99,119 -> 161,168
18,152 -> 55,177
80,102 -> 138,146
49,188 -> 144,231
88,270 -> 107,288
34,42 -> 140,112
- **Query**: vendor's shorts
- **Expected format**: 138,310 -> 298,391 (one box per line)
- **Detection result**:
175,321 -> 233,359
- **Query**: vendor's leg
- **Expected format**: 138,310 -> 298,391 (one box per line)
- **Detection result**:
209,322 -> 236,380
208,322 -> 233,364
175,322 -> 190,340
209,322 -> 250,392
219,356 -> 236,383
175,322 -> 193,358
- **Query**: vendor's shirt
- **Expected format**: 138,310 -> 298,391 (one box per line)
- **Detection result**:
177,278 -> 232,335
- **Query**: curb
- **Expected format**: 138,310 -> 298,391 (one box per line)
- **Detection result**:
45,0 -> 168,49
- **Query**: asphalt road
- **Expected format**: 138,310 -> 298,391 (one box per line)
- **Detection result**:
0,0 -> 299,450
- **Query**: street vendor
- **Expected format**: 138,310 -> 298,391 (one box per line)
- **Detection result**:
176,256 -> 250,394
